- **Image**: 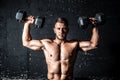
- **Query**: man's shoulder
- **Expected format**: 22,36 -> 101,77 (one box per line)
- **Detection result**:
67,39 -> 78,43
66,40 -> 79,46
41,38 -> 53,43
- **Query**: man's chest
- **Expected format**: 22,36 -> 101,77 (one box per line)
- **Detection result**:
44,42 -> 78,60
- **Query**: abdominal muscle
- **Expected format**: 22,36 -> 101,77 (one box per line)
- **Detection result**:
46,59 -> 74,80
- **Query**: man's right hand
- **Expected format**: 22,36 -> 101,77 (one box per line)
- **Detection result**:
25,16 -> 35,24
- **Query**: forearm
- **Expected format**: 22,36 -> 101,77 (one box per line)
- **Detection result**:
22,23 -> 32,46
90,26 -> 99,47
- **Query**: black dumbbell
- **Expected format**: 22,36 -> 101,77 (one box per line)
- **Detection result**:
15,10 -> 44,28
78,13 -> 105,28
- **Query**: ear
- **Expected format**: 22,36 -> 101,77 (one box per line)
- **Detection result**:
53,27 -> 56,33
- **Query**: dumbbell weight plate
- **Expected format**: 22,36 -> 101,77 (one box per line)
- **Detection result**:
78,16 -> 90,29
95,13 -> 105,25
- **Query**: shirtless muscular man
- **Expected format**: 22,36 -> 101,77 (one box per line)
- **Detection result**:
22,16 -> 99,80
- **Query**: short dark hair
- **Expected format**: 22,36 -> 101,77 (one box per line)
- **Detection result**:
55,17 -> 68,27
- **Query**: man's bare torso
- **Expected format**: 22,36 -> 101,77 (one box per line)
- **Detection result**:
41,39 -> 79,80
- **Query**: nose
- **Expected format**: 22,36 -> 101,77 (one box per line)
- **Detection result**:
59,29 -> 64,34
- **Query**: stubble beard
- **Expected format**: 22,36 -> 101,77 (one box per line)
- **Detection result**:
56,35 -> 66,40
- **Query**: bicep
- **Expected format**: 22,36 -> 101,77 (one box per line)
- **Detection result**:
79,41 -> 96,51
25,40 -> 44,50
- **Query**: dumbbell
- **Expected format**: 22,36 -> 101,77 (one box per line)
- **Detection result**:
15,10 -> 44,28
78,13 -> 105,29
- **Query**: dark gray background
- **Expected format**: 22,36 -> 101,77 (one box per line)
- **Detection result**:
0,0 -> 120,79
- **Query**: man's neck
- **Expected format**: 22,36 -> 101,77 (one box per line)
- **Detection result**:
54,38 -> 66,45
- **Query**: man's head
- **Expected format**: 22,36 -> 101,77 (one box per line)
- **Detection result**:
54,17 -> 69,40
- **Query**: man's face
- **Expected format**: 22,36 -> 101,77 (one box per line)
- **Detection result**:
54,22 -> 68,40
